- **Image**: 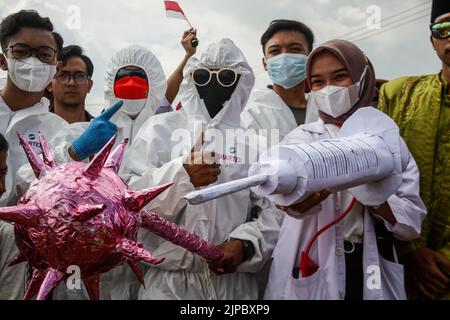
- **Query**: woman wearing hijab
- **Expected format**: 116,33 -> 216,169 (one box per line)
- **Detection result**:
264,40 -> 426,300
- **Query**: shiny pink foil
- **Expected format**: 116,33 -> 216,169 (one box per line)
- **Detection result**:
0,134 -> 223,300
141,211 -> 224,262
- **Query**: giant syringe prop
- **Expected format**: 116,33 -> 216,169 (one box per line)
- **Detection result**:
185,107 -> 408,207
185,174 -> 270,205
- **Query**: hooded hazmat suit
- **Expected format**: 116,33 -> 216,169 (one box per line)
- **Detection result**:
39,46 -> 167,300
0,96 -> 67,300
119,38 -> 283,300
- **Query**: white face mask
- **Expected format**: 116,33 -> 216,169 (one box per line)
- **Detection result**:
312,66 -> 368,119
6,57 -> 56,93
120,99 -> 147,118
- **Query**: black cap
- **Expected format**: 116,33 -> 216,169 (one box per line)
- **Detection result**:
431,0 -> 450,23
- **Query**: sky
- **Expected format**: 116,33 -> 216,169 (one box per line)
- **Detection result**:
0,0 -> 440,115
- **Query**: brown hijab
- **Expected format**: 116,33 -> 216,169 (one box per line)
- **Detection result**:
306,39 -> 376,125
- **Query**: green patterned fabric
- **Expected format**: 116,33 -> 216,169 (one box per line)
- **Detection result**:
379,73 -> 450,299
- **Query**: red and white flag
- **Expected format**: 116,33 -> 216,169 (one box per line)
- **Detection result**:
164,1 -> 187,21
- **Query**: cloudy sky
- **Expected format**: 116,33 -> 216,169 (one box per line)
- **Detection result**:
0,0 -> 440,115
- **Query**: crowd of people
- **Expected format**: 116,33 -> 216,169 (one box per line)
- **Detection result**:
0,0 -> 449,300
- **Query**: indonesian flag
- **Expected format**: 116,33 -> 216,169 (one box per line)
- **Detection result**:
164,1 -> 187,21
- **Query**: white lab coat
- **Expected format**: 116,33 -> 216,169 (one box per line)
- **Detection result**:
264,118 -> 427,300
119,38 -> 283,300
241,88 -> 299,142
0,96 -> 67,300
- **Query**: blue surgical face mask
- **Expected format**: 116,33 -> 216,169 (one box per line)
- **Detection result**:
267,53 -> 308,89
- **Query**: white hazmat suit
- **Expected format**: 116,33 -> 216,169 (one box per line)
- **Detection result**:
15,45 -> 168,196
0,96 -> 66,300
119,38 -> 283,300
51,45 -> 169,165
104,45 -> 167,144
50,45 -> 168,300
241,87 -> 306,142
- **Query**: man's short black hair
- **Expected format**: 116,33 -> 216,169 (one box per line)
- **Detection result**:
0,10 -> 64,52
261,19 -> 314,54
58,45 -> 94,78
0,133 -> 8,152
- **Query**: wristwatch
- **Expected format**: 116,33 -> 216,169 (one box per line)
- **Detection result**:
242,240 -> 255,261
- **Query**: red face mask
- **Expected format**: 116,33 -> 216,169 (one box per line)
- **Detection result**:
114,76 -> 149,100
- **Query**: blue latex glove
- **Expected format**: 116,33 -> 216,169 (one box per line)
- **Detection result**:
71,101 -> 123,160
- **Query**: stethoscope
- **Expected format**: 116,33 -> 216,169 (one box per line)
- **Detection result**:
299,197 -> 357,278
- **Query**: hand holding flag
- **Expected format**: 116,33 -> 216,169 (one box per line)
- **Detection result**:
164,1 -> 199,47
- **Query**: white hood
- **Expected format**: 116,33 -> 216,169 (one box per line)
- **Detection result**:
178,38 -> 255,128
104,45 -> 167,122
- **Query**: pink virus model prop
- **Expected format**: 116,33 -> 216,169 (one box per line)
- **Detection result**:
0,133 -> 223,300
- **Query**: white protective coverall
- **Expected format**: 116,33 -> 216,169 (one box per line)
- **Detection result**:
49,45 -> 168,300
0,96 -> 67,300
118,38 -> 283,300
264,119 -> 427,300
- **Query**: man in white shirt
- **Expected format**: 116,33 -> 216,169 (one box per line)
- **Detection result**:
242,20 -> 315,142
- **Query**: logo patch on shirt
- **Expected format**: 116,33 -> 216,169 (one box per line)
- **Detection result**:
24,131 -> 42,150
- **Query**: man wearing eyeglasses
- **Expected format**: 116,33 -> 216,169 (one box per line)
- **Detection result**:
0,10 -> 68,300
379,0 -> 450,300
48,45 -> 94,124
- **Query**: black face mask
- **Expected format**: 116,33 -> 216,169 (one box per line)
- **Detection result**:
196,74 -> 240,119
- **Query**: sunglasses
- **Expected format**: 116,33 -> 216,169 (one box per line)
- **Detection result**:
191,68 -> 241,87
115,68 -> 148,81
430,21 -> 450,39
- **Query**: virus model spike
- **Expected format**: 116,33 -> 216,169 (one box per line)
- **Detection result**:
140,211 -> 224,262
127,260 -> 145,287
23,269 -> 46,300
0,205 -> 41,227
36,269 -> 65,300
38,132 -> 56,168
124,183 -> 173,212
17,131 -> 47,178
83,275 -> 100,300
84,135 -> 117,178
72,204 -> 106,222
116,238 -> 164,265
104,138 -> 129,173
8,253 -> 27,267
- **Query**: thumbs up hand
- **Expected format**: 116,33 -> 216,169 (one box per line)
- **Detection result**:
183,132 -> 221,188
